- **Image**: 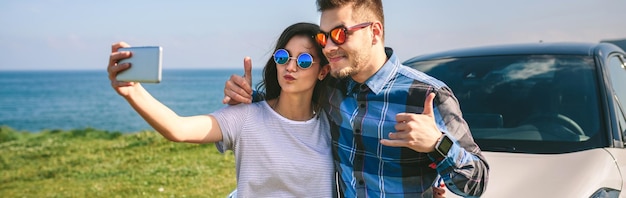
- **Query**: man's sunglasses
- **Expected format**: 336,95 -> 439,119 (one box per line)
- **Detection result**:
273,49 -> 315,69
315,22 -> 373,48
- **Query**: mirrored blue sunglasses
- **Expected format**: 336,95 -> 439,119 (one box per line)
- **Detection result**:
273,49 -> 315,69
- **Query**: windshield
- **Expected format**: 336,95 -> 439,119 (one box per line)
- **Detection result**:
405,55 -> 606,154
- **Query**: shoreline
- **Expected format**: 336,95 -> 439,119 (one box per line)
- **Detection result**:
0,125 -> 152,134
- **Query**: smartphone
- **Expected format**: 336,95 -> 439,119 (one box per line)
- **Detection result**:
116,46 -> 162,83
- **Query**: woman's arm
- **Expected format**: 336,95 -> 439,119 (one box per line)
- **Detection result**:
123,84 -> 222,143
108,41 -> 222,144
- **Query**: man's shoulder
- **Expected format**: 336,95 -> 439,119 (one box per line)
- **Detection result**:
396,64 -> 447,89
384,47 -> 446,89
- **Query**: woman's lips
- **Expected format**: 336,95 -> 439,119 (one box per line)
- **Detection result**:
284,74 -> 295,81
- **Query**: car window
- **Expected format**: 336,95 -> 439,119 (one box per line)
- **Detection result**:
608,56 -> 626,107
406,55 -> 605,154
608,55 -> 626,141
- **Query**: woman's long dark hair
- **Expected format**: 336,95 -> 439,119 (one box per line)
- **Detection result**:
256,22 -> 329,110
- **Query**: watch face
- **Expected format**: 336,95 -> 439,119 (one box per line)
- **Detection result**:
438,135 -> 453,155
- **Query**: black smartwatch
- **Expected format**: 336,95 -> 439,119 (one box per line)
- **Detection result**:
428,134 -> 453,162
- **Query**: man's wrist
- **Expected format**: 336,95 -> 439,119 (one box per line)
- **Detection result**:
428,134 -> 453,163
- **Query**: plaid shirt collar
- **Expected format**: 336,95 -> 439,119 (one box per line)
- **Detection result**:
345,47 -> 400,96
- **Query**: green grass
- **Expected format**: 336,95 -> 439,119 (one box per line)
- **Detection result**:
0,126 -> 236,198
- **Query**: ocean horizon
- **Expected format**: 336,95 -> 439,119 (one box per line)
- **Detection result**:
0,69 -> 263,133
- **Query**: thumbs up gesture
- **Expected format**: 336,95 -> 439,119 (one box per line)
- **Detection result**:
380,93 -> 443,153
223,57 -> 254,104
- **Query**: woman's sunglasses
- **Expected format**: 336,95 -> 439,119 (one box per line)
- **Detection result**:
315,22 -> 373,48
273,49 -> 315,69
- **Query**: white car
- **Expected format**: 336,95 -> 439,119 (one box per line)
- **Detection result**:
404,42 -> 626,198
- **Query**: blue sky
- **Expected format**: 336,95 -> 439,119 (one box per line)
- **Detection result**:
1,0 -> 625,71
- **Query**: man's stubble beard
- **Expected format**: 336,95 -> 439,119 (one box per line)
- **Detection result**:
331,64 -> 356,79
329,49 -> 368,79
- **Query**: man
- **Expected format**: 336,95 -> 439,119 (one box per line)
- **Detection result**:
224,0 -> 488,197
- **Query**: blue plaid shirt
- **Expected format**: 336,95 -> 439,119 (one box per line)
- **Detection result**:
322,48 -> 489,197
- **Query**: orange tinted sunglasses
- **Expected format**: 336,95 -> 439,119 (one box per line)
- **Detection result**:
315,22 -> 373,48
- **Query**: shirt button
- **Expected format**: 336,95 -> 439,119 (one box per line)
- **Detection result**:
358,180 -> 365,185
355,129 -> 361,134
359,103 -> 365,108
359,84 -> 368,92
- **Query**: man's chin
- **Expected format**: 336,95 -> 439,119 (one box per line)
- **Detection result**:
330,73 -> 348,79
330,65 -> 354,79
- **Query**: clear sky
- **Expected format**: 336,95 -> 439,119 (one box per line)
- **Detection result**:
1,0 -> 625,71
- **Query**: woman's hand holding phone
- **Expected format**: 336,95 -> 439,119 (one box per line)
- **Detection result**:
107,42 -> 163,97
108,42 -> 137,97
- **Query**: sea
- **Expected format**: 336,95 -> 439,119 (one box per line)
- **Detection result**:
0,69 -> 263,133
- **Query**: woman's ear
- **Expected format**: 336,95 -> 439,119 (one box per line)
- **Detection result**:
318,64 -> 330,80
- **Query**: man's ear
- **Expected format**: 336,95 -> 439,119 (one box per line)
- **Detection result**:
371,21 -> 383,45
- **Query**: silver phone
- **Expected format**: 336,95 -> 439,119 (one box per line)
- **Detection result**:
116,46 -> 162,83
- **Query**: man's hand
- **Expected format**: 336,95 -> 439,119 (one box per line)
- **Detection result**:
380,93 -> 443,153
433,183 -> 447,198
222,57 -> 253,104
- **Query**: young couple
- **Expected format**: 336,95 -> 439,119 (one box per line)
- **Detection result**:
108,0 -> 488,197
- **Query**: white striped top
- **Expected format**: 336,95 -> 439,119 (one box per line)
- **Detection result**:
212,101 -> 333,198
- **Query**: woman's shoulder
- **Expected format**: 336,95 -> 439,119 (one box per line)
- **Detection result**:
229,101 -> 270,112
212,101 -> 270,118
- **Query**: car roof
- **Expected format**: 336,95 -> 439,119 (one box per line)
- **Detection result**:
404,42 -> 623,62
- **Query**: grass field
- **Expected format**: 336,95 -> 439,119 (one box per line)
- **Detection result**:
0,126 -> 236,197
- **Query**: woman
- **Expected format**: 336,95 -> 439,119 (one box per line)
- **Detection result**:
107,22 -> 333,197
